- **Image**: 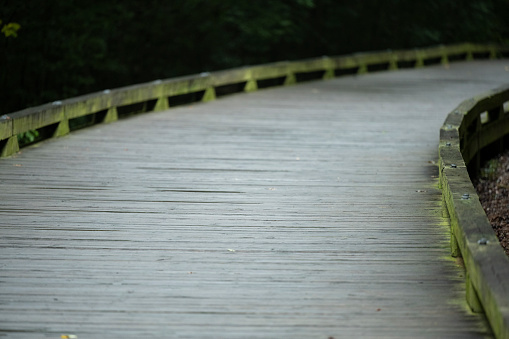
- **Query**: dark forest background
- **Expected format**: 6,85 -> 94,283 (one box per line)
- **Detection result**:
1,0 -> 508,114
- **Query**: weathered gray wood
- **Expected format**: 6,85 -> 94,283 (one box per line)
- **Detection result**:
439,83 -> 509,339
0,60 -> 508,338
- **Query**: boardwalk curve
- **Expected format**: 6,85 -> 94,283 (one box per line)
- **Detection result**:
1,53 -> 509,337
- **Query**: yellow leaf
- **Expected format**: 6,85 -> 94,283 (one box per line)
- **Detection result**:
1,22 -> 21,38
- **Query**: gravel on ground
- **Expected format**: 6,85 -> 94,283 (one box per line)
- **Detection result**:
475,149 -> 509,256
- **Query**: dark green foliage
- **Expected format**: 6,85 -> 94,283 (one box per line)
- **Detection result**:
1,0 -> 507,114
17,130 -> 38,146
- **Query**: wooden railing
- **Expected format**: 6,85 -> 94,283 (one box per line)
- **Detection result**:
439,85 -> 509,339
1,43 -> 507,157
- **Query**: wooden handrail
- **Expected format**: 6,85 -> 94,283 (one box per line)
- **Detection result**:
1,42 -> 507,157
439,85 -> 509,339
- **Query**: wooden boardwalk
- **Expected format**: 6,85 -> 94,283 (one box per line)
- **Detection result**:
0,60 -> 508,338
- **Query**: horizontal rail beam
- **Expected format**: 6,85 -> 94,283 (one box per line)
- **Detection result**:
1,42 -> 507,157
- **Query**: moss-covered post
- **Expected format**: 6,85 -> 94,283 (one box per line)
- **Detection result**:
244,79 -> 258,92
441,54 -> 449,66
466,48 -> 474,61
440,191 -> 448,214
202,87 -> 216,102
388,55 -> 398,71
154,97 -> 169,111
489,47 -> 497,59
102,107 -> 118,124
242,69 -> 257,92
284,73 -> 296,86
0,136 -> 19,157
441,194 -> 460,257
357,64 -> 368,74
466,272 -> 484,313
322,69 -> 334,80
450,231 -> 460,258
322,57 -> 335,79
415,51 -> 424,68
53,119 -> 70,137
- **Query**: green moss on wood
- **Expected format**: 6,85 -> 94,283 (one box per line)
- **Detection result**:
12,108 -> 65,134
466,273 -> 484,313
154,97 -> 169,111
0,136 -> 19,157
244,79 -> 258,92
323,69 -> 334,80
0,118 -> 13,140
53,119 -> 70,137
202,87 -> 216,102
102,107 -> 119,123
284,73 -> 296,86
357,64 -> 367,74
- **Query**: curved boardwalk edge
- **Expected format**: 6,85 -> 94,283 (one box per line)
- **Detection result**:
1,42 -> 508,158
439,85 -> 509,339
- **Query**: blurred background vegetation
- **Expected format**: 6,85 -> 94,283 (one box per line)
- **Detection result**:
1,0 -> 508,114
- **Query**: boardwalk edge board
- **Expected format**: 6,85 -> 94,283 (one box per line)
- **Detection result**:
439,84 -> 509,339
1,42 -> 507,156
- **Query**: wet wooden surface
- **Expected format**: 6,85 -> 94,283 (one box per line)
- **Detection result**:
1,60 -> 508,338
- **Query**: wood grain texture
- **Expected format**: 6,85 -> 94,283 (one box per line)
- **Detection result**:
1,60 -> 508,338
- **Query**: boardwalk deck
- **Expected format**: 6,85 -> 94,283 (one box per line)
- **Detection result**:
1,60 -> 508,338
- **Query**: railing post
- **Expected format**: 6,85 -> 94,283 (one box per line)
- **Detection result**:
202,87 -> 216,102
488,105 -> 505,154
323,68 -> 335,80
154,97 -> 169,111
102,107 -> 119,123
0,136 -> 19,157
441,194 -> 461,257
441,54 -> 449,66
322,57 -> 335,79
415,51 -> 424,68
244,79 -> 258,92
53,119 -> 70,137
450,231 -> 460,258
284,73 -> 296,86
489,46 -> 497,59
388,55 -> 398,71
466,48 -> 474,61
357,64 -> 367,74
466,273 -> 484,313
